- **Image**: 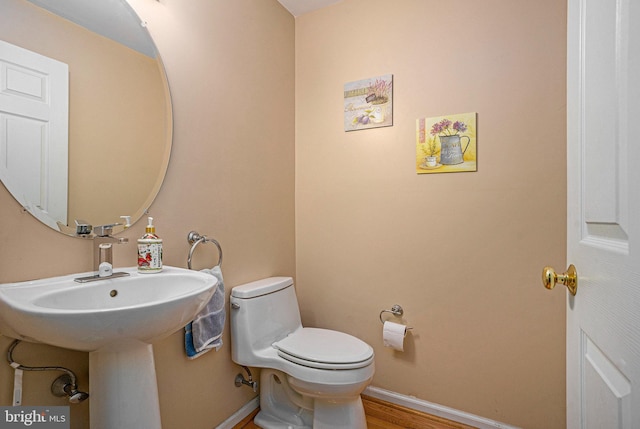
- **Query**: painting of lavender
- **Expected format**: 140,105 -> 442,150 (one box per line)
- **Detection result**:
416,112 -> 477,174
344,74 -> 393,131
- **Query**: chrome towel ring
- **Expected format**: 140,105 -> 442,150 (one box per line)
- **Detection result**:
187,231 -> 223,269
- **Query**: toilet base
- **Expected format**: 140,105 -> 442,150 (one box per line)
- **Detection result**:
255,369 -> 313,428
254,369 -> 367,429
312,398 -> 367,429
254,411 -> 309,429
255,397 -> 367,429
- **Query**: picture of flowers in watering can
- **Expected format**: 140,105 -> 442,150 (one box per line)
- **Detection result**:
416,112 -> 477,174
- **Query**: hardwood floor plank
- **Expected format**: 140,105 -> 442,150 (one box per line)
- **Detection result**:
365,414 -> 407,429
362,395 -> 478,429
233,395 -> 479,429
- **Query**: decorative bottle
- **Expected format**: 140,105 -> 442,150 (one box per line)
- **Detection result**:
137,217 -> 163,273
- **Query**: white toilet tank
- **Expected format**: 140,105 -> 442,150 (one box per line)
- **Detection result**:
230,277 -> 303,366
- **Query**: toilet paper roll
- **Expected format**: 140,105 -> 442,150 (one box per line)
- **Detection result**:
382,321 -> 407,351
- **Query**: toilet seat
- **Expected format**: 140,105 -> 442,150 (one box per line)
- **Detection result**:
273,328 -> 374,370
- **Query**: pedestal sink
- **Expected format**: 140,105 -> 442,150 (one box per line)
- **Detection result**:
0,266 -> 218,429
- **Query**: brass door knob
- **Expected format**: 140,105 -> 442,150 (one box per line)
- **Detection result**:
542,264 -> 578,296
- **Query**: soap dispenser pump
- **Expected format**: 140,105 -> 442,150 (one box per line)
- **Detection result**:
137,217 -> 163,273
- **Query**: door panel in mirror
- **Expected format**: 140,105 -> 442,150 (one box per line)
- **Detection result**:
0,39 -> 69,229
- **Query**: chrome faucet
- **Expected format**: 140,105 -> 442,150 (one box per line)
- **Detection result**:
93,224 -> 129,271
75,223 -> 130,283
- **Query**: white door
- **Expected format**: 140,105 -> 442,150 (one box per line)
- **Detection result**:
0,40 -> 69,229
565,0 -> 640,427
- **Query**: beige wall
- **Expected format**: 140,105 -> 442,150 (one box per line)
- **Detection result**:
295,1 -> 567,429
0,0 -> 294,428
1,0 -> 567,428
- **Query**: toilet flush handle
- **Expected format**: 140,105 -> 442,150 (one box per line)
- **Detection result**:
231,302 -> 240,310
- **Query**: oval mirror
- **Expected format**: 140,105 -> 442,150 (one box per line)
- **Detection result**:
0,0 -> 172,236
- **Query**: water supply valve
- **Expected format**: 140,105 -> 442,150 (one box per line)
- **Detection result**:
235,366 -> 258,392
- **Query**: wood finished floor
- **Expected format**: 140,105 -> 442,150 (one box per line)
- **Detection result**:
233,396 -> 478,429
239,420 -> 469,429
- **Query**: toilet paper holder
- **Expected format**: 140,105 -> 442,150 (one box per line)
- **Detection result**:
379,305 -> 413,329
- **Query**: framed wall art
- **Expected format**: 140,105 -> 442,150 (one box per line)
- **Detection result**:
416,112 -> 477,174
344,74 -> 393,131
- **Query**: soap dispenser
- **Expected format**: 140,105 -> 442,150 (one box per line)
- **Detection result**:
120,215 -> 131,229
137,217 -> 163,273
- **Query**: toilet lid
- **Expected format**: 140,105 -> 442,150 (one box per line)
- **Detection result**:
273,328 -> 374,370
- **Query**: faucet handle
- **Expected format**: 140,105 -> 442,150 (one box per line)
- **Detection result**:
94,223 -> 122,237
75,219 -> 93,236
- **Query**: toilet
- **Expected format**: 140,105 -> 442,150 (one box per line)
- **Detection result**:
230,277 -> 375,429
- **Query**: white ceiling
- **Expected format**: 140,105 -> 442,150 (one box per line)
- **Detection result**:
277,0 -> 343,17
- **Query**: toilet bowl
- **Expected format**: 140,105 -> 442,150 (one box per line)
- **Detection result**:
230,277 -> 375,429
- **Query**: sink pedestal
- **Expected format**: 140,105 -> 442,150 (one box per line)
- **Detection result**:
89,341 -> 162,429
0,266 -> 220,429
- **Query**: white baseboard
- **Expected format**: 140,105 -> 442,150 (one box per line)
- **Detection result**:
214,387 -> 520,429
363,386 -> 521,429
215,397 -> 259,429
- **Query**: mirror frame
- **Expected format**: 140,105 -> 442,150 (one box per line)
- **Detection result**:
0,0 -> 173,237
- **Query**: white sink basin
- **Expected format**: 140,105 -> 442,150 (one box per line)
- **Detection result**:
0,266 -> 218,352
0,265 -> 219,428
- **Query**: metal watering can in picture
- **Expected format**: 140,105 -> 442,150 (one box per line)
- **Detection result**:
439,135 -> 471,165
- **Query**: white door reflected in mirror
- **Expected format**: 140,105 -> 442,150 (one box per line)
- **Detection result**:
0,40 -> 69,229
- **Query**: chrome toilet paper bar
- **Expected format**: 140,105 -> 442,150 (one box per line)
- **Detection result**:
379,304 -> 412,329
